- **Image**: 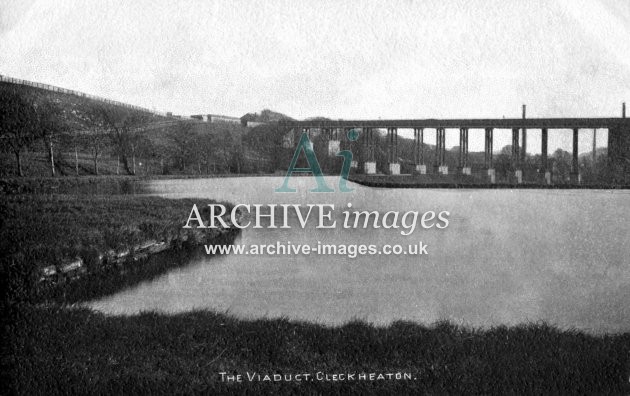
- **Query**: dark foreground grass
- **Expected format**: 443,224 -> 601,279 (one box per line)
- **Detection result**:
4,306 -> 629,395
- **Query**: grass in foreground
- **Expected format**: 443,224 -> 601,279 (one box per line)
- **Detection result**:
4,306 -> 629,395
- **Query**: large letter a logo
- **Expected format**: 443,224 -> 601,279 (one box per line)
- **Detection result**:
275,132 -> 334,192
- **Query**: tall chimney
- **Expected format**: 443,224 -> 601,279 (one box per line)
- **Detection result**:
592,129 -> 597,164
521,104 -> 527,161
623,102 -> 626,118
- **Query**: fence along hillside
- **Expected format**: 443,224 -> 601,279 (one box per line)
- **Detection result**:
0,74 -> 166,117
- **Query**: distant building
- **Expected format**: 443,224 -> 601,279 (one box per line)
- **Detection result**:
208,114 -> 241,124
166,112 -> 173,117
190,114 -> 203,120
240,113 -> 257,127
247,121 -> 266,128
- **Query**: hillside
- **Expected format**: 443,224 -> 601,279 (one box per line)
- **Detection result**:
0,81 -> 165,129
0,81 -> 252,177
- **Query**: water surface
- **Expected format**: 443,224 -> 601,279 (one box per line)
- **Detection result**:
87,177 -> 630,333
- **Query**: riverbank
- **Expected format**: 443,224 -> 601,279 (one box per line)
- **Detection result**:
348,174 -> 630,189
0,193 -> 238,304
0,174 -> 285,195
5,305 -> 629,394
4,173 -> 629,196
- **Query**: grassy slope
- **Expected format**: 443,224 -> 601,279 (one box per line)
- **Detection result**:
0,82 -> 253,177
0,82 -> 166,130
1,81 -> 162,178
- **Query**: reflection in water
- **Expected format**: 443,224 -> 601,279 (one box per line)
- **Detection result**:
87,177 -> 630,334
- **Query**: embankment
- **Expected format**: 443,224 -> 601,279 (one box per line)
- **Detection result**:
348,174 -> 630,189
0,192 -> 239,304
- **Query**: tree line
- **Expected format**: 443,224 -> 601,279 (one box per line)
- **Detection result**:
0,85 -> 249,177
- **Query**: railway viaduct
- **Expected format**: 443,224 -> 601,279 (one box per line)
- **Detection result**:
280,104 -> 630,185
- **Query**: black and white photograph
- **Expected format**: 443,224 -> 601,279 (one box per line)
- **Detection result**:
1,1 -> 629,394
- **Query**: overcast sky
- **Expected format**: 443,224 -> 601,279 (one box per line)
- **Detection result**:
1,0 -> 629,152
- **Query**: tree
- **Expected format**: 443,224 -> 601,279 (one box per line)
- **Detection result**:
77,104 -> 112,175
99,105 -> 150,175
58,127 -> 82,176
185,130 -> 217,174
551,148 -> 572,183
229,138 -> 244,173
242,123 -> 293,172
213,128 -> 234,172
493,145 -> 513,182
92,130 -> 109,175
0,88 -> 38,176
134,133 -> 157,175
33,101 -> 64,177
168,121 -> 196,172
